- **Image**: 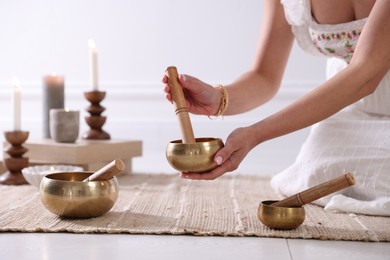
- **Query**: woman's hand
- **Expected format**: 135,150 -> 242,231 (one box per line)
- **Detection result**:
180,126 -> 258,180
162,73 -> 221,116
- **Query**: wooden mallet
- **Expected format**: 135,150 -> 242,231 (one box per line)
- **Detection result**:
166,66 -> 196,144
272,172 -> 356,207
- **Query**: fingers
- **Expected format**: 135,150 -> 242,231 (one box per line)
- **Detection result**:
178,74 -> 188,88
179,144 -> 237,180
161,75 -> 168,83
180,165 -> 227,180
163,73 -> 189,103
179,157 -> 239,181
212,137 -> 240,170
162,73 -> 185,92
163,72 -> 200,96
162,74 -> 172,102
179,128 -> 254,180
162,73 -> 186,86
163,84 -> 172,102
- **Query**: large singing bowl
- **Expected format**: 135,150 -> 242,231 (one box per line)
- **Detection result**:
40,172 -> 119,218
166,137 -> 224,172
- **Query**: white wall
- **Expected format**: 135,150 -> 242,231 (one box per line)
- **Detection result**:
0,0 -> 326,175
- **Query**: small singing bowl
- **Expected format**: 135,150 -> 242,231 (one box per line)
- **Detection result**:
39,172 -> 119,218
166,137 -> 224,172
258,200 -> 305,230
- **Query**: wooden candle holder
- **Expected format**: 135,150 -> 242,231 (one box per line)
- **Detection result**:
0,131 -> 29,185
82,90 -> 111,140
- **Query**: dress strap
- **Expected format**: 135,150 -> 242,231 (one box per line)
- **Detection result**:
280,0 -> 322,56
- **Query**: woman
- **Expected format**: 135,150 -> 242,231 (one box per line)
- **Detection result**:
162,0 -> 390,216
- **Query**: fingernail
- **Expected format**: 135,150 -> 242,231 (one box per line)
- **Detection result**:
179,74 -> 186,82
215,156 -> 222,165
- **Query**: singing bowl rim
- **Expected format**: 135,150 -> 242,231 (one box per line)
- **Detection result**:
168,137 -> 223,144
166,137 -> 224,172
39,171 -> 119,218
258,200 -> 305,230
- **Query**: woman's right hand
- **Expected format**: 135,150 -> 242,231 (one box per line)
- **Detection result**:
162,73 -> 221,116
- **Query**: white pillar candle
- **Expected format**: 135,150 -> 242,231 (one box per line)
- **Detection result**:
43,74 -> 65,138
88,39 -> 99,91
12,77 -> 21,131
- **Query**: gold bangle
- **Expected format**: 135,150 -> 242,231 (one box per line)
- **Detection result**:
208,85 -> 229,119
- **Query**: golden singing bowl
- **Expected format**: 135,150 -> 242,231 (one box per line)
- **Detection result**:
258,200 -> 305,230
40,172 -> 119,218
166,137 -> 224,172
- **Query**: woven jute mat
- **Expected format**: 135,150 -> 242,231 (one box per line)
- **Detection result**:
0,173 -> 389,241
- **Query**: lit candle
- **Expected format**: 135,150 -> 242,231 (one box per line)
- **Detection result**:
43,74 -> 65,138
49,108 -> 80,143
88,39 -> 99,91
12,77 -> 21,131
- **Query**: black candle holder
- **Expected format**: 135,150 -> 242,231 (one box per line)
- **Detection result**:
0,131 -> 29,185
82,90 -> 111,140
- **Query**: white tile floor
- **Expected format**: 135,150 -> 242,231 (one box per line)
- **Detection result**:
1,233 -> 389,260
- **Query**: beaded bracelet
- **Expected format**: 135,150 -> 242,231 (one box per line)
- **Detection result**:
209,85 -> 229,119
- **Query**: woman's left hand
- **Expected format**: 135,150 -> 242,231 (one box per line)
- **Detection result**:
180,126 -> 258,180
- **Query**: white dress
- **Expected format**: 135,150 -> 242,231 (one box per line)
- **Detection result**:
271,0 -> 390,216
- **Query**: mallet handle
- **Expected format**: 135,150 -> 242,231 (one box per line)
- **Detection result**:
83,158 -> 125,182
272,173 -> 356,207
166,66 -> 196,144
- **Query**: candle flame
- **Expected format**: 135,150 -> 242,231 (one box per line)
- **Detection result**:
88,39 -> 96,48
